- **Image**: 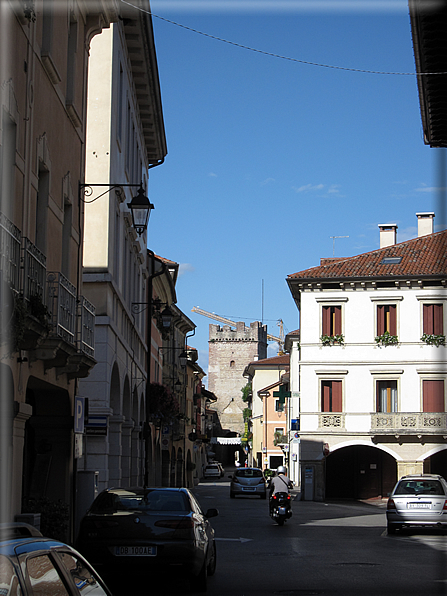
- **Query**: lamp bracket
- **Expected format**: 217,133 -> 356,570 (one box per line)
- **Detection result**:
79,183 -> 141,204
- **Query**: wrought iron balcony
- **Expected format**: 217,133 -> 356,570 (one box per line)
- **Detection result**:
0,211 -> 96,376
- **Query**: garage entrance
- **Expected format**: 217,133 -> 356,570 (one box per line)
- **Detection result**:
325,445 -> 396,499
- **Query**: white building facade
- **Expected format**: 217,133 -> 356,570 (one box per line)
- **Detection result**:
77,3 -> 167,516
287,213 -> 446,501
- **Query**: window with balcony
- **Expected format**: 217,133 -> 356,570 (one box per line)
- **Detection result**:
423,380 -> 445,413
423,303 -> 443,335
321,380 -> 342,412
322,305 -> 342,337
376,380 -> 397,413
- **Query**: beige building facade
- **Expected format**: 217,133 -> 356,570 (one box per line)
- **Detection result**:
0,0 -> 119,537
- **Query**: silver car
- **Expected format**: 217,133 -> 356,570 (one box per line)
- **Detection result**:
386,474 -> 447,534
229,467 -> 267,499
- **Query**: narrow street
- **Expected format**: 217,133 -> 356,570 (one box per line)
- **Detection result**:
110,472 -> 447,596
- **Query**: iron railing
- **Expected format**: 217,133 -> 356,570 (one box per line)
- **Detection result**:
47,271 -> 77,345
0,212 -> 21,293
78,295 -> 95,357
22,237 -> 47,302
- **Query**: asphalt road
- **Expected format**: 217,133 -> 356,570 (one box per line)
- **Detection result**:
110,473 -> 447,596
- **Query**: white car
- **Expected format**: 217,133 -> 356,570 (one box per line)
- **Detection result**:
203,464 -> 221,478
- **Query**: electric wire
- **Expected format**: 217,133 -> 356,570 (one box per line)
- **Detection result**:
120,0 -> 447,76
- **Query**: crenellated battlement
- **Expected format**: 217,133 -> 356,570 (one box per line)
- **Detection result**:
209,321 -> 268,343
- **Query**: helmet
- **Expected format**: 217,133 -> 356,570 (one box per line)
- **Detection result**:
276,466 -> 287,475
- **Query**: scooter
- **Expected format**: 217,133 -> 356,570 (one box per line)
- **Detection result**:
269,491 -> 292,525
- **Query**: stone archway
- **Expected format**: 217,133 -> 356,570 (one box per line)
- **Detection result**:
109,363 -> 122,487
22,376 -> 72,527
325,444 -> 397,499
161,448 -> 170,487
424,446 -> 447,477
1,363 -> 14,522
170,447 -> 176,487
176,448 -> 184,488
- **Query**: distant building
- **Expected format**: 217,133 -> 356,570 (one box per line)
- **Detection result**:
208,322 -> 267,436
244,355 -> 290,471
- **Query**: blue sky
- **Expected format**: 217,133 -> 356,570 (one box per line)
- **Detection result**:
144,0 -> 446,379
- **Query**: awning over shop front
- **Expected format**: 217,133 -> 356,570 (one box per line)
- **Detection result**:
211,437 -> 241,445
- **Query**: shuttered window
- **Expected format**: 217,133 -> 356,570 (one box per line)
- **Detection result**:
322,305 -> 342,336
423,380 -> 445,413
377,304 -> 397,336
321,380 -> 342,412
423,304 -> 443,335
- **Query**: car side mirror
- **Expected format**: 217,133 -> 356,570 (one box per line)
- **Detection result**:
205,508 -> 219,519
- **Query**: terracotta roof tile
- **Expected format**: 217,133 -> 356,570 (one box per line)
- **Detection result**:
287,230 -> 447,281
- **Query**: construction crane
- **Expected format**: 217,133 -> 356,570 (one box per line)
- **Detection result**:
191,307 -> 285,354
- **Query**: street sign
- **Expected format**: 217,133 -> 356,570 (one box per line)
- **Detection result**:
74,396 -> 85,434
85,415 -> 108,436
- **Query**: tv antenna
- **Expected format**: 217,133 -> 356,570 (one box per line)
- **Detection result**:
330,235 -> 349,256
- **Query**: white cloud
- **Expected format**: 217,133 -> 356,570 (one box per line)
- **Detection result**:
260,177 -> 275,186
208,172 -> 217,177
179,263 -> 195,276
292,183 -> 325,193
414,185 -> 447,193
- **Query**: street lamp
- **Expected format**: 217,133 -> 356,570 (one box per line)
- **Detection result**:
127,185 -> 155,236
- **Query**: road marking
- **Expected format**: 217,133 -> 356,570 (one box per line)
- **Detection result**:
215,537 -> 253,543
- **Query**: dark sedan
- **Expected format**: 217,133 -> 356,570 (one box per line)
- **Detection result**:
76,487 -> 218,592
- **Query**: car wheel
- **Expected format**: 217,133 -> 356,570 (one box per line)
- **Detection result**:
261,493 -> 267,500
230,492 -> 235,498
207,542 -> 217,576
190,561 -> 207,593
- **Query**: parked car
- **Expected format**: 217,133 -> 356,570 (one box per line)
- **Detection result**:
76,487 -> 218,592
0,522 -> 112,595
229,467 -> 267,499
203,464 -> 221,478
386,474 -> 447,534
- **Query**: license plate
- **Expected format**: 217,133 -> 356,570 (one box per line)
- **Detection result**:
407,502 -> 431,509
116,546 -> 157,556
242,487 -> 256,491
278,507 -> 286,515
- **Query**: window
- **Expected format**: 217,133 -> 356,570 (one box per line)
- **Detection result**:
423,380 -> 445,413
59,552 -> 108,595
275,399 -> 284,412
376,380 -> 397,413
423,304 -> 443,335
377,304 -> 397,336
27,554 -> 69,595
322,305 -> 341,336
230,360 -> 235,368
321,380 -> 342,412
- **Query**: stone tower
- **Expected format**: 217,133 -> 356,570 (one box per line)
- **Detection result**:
208,321 -> 267,436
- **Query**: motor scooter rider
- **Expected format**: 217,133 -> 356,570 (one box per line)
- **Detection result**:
269,466 -> 293,512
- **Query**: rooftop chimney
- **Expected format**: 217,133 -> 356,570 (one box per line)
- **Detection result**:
416,212 -> 435,237
378,223 -> 398,248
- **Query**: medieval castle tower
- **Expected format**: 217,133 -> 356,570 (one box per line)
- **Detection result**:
207,321 -> 267,436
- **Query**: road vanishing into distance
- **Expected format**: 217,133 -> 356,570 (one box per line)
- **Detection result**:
110,472 -> 447,596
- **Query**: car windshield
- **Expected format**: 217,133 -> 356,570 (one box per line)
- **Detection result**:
91,490 -> 189,513
394,480 -> 444,496
235,469 -> 263,478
